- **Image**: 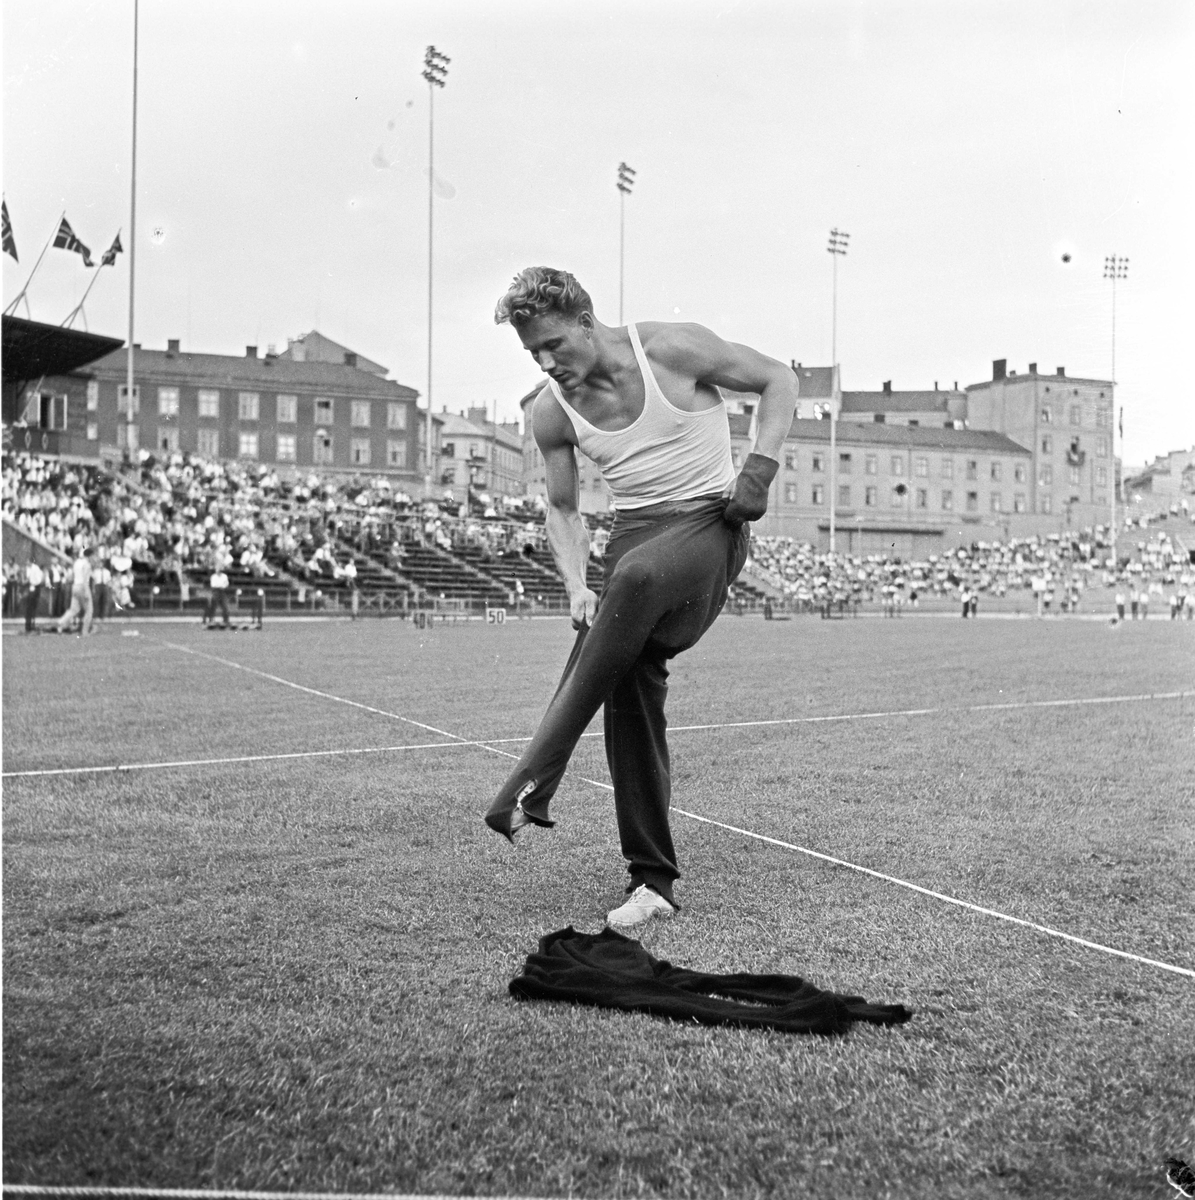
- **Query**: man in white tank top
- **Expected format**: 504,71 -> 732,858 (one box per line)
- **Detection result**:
485,267 -> 798,928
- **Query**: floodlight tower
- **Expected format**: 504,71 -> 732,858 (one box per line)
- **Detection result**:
1104,254 -> 1128,569
422,45 -> 450,499
826,228 -> 849,555
617,162 -> 636,325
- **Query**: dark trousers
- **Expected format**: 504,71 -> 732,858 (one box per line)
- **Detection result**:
486,497 -> 749,906
206,588 -> 231,626
24,585 -> 41,631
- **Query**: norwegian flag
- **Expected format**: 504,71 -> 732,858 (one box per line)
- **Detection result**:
100,231 -> 123,267
53,215 -> 95,267
1,198 -> 16,262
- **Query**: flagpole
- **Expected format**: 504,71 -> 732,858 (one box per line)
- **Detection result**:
63,254 -> 112,330
3,210 -> 64,317
126,0 -> 139,460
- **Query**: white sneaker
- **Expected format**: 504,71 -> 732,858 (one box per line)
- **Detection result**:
607,885 -> 676,929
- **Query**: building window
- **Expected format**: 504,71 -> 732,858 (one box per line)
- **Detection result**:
941,489 -> 953,511
276,433 -> 297,461
34,391 -> 68,430
197,429 -> 219,457
1096,407 -> 1110,428
941,458 -> 954,479
812,484 -> 825,504
1096,465 -> 1107,486
351,437 -> 371,466
86,381 -> 99,411
865,485 -> 877,506
891,456 -> 905,476
914,456 -> 928,477
989,462 -> 1001,482
837,484 -> 851,507
1041,405 -> 1052,424
387,402 -> 408,431
784,482 -> 799,503
277,394 -> 298,423
238,392 -> 260,421
157,428 -> 179,453
1040,465 -> 1053,485
1096,436 -> 1108,457
965,459 -> 978,480
351,400 -> 372,427
890,485 -> 905,508
1042,435 -> 1053,455
1070,405 -> 1081,426
784,452 -> 796,471
157,387 -> 180,417
838,452 -> 852,473
812,453 -> 825,473
1014,493 -> 1026,513
239,431 -> 259,458
313,432 -> 333,464
865,454 -> 878,475
387,439 -> 408,468
1068,465 -> 1081,485
966,491 -> 978,512
990,492 -> 1002,512
117,384 -> 141,416
915,488 -> 928,509
731,447 -> 741,467
442,441 -> 456,459
1041,494 -> 1053,514
314,397 -> 333,423
197,388 -> 220,418
1014,463 -> 1026,483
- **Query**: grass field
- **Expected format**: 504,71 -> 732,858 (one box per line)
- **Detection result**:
3,612 -> 1194,1200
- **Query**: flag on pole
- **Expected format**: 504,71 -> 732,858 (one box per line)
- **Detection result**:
53,216 -> 95,267
1,199 -> 16,262
100,231 -> 123,267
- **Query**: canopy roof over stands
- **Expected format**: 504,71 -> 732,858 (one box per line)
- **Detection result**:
2,315 -> 124,382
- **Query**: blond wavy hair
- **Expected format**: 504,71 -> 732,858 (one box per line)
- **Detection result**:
494,267 -> 594,328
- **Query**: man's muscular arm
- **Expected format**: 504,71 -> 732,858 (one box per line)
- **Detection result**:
647,322 -> 800,523
533,387 -> 600,629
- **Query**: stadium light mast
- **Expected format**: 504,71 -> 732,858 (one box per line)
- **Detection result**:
826,228 -> 849,555
1104,254 -> 1128,571
617,162 -> 635,325
125,0 -> 140,462
423,45 -> 449,500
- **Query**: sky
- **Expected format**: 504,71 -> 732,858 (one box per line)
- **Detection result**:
3,0 -> 1192,467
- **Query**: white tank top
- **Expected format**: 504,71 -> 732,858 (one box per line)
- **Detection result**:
547,324 -> 736,511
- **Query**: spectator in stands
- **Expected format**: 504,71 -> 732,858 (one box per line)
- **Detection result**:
205,565 -> 231,629
23,560 -> 44,632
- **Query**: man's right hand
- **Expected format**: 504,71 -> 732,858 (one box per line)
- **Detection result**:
570,588 -> 599,630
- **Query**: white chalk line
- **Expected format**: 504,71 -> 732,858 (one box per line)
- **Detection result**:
0,1188 -> 571,1200
672,809 -> 1195,980
6,676 -> 1191,779
10,640 -> 1193,980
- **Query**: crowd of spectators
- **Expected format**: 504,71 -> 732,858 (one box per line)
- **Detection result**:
5,447 -> 1192,621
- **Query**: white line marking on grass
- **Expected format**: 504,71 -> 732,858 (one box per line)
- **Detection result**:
672,807 -> 1195,980
0,1188 -> 579,1200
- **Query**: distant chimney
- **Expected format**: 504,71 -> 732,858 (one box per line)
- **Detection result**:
934,381 -> 938,390
954,381 -> 958,390
992,359 -> 1006,380
1028,362 -> 1037,375
344,351 -> 357,367
882,380 -> 892,394
246,345 -> 257,358
166,338 -> 180,355
1056,366 -> 1065,377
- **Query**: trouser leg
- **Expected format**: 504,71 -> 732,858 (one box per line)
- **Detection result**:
604,647 -> 678,905
25,586 -> 40,631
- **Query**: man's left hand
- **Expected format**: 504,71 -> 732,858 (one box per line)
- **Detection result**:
723,453 -> 779,525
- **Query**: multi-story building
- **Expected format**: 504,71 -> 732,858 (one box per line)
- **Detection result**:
277,329 -> 388,376
730,417 -> 1033,555
520,385 -> 614,517
437,406 -> 524,503
1123,447 -> 1195,519
964,360 -> 1115,530
9,336 -> 434,488
838,383 -> 967,428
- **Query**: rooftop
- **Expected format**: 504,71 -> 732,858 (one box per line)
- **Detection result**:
782,419 -> 1031,455
840,391 -> 959,414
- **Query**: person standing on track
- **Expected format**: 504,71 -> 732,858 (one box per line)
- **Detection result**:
483,266 -> 798,928
54,547 -> 96,636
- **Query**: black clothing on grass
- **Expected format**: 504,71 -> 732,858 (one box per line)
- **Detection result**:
511,927 -> 913,1036
485,495 -> 749,906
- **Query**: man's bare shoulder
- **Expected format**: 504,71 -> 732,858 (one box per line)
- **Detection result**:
531,383 -> 576,449
635,320 -> 726,365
